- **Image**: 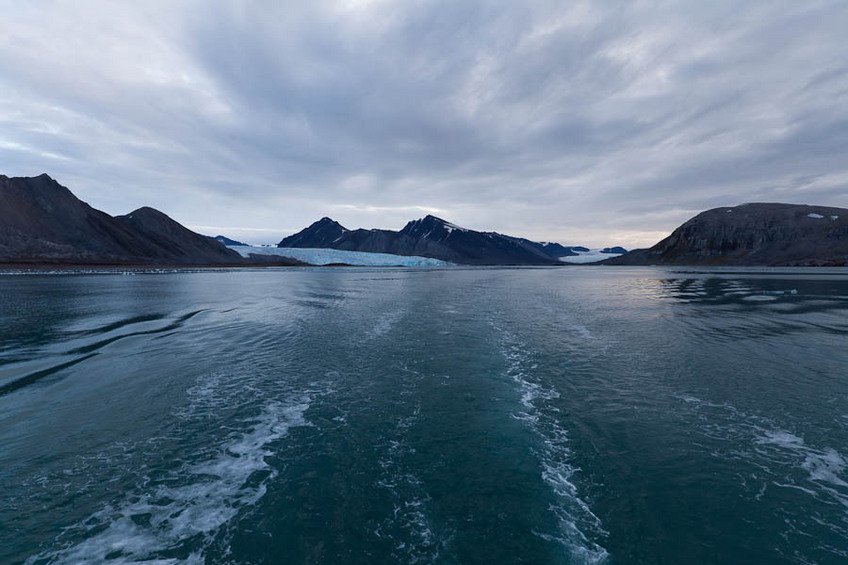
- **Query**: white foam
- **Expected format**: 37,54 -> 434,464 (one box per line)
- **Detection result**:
496,326 -> 608,563
678,393 -> 848,533
803,448 -> 848,490
28,402 -> 309,564
756,429 -> 805,448
374,398 -> 444,563
758,429 -> 848,507
808,213 -> 825,219
366,310 -> 404,340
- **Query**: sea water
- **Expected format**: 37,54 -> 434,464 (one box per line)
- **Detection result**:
1,266 -> 847,564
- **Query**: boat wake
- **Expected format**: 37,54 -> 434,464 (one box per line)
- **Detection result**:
493,321 -> 608,564
676,394 -> 848,561
27,375 -> 311,564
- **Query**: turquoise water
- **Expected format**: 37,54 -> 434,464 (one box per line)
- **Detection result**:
1,267 -> 847,564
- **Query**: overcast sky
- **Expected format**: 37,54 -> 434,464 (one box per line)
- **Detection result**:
2,1 -> 847,247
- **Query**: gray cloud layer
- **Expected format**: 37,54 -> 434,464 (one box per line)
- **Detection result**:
1,0 -> 847,246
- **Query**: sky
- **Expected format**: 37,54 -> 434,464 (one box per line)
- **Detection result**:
1,1 -> 847,247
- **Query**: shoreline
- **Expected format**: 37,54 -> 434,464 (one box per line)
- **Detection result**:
0,260 -> 309,271
3,261 -> 848,272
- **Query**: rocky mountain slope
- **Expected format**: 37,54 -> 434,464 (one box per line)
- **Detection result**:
606,203 -> 848,266
214,235 -> 248,246
0,174 -> 244,265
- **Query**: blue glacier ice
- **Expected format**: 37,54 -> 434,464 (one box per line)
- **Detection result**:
230,246 -> 450,267
558,249 -> 623,263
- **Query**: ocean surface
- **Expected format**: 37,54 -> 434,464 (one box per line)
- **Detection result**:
1,266 -> 847,564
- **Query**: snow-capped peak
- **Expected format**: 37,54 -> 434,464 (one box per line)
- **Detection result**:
401,215 -> 468,239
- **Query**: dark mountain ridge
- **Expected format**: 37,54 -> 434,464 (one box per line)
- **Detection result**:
214,235 -> 248,246
115,207 -> 243,263
606,203 -> 848,266
279,215 -> 586,265
280,217 -> 348,248
0,174 -> 244,265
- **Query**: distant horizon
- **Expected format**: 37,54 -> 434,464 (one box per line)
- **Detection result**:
7,170 -> 846,250
2,2 -> 846,248
191,213 -> 653,249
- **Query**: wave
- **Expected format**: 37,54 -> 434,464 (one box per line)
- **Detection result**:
0,310 -> 207,397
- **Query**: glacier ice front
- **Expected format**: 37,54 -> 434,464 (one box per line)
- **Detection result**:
230,246 -> 450,267
558,249 -> 624,264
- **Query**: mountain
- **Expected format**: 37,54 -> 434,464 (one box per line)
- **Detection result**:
279,217 -> 347,248
280,215 -> 578,265
0,174 -> 243,265
399,216 -> 561,264
115,207 -> 242,264
479,233 -> 578,261
214,235 -> 248,246
605,203 -> 848,266
539,242 -> 579,257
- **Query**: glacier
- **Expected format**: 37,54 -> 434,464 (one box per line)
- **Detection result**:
229,246 -> 450,267
558,249 -> 623,264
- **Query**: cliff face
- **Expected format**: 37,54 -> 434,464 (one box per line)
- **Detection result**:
607,203 -> 848,266
0,174 -> 242,265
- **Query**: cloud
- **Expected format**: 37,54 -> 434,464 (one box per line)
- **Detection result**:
1,0 -> 846,247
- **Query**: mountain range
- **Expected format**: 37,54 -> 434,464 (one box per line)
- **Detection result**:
606,203 -> 848,266
0,174 -> 296,266
4,173 -> 846,267
278,216 -> 601,265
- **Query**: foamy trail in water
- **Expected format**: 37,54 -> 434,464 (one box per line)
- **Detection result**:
675,394 -> 848,560
27,399 -> 310,564
493,322 -> 608,564
373,363 -> 448,563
